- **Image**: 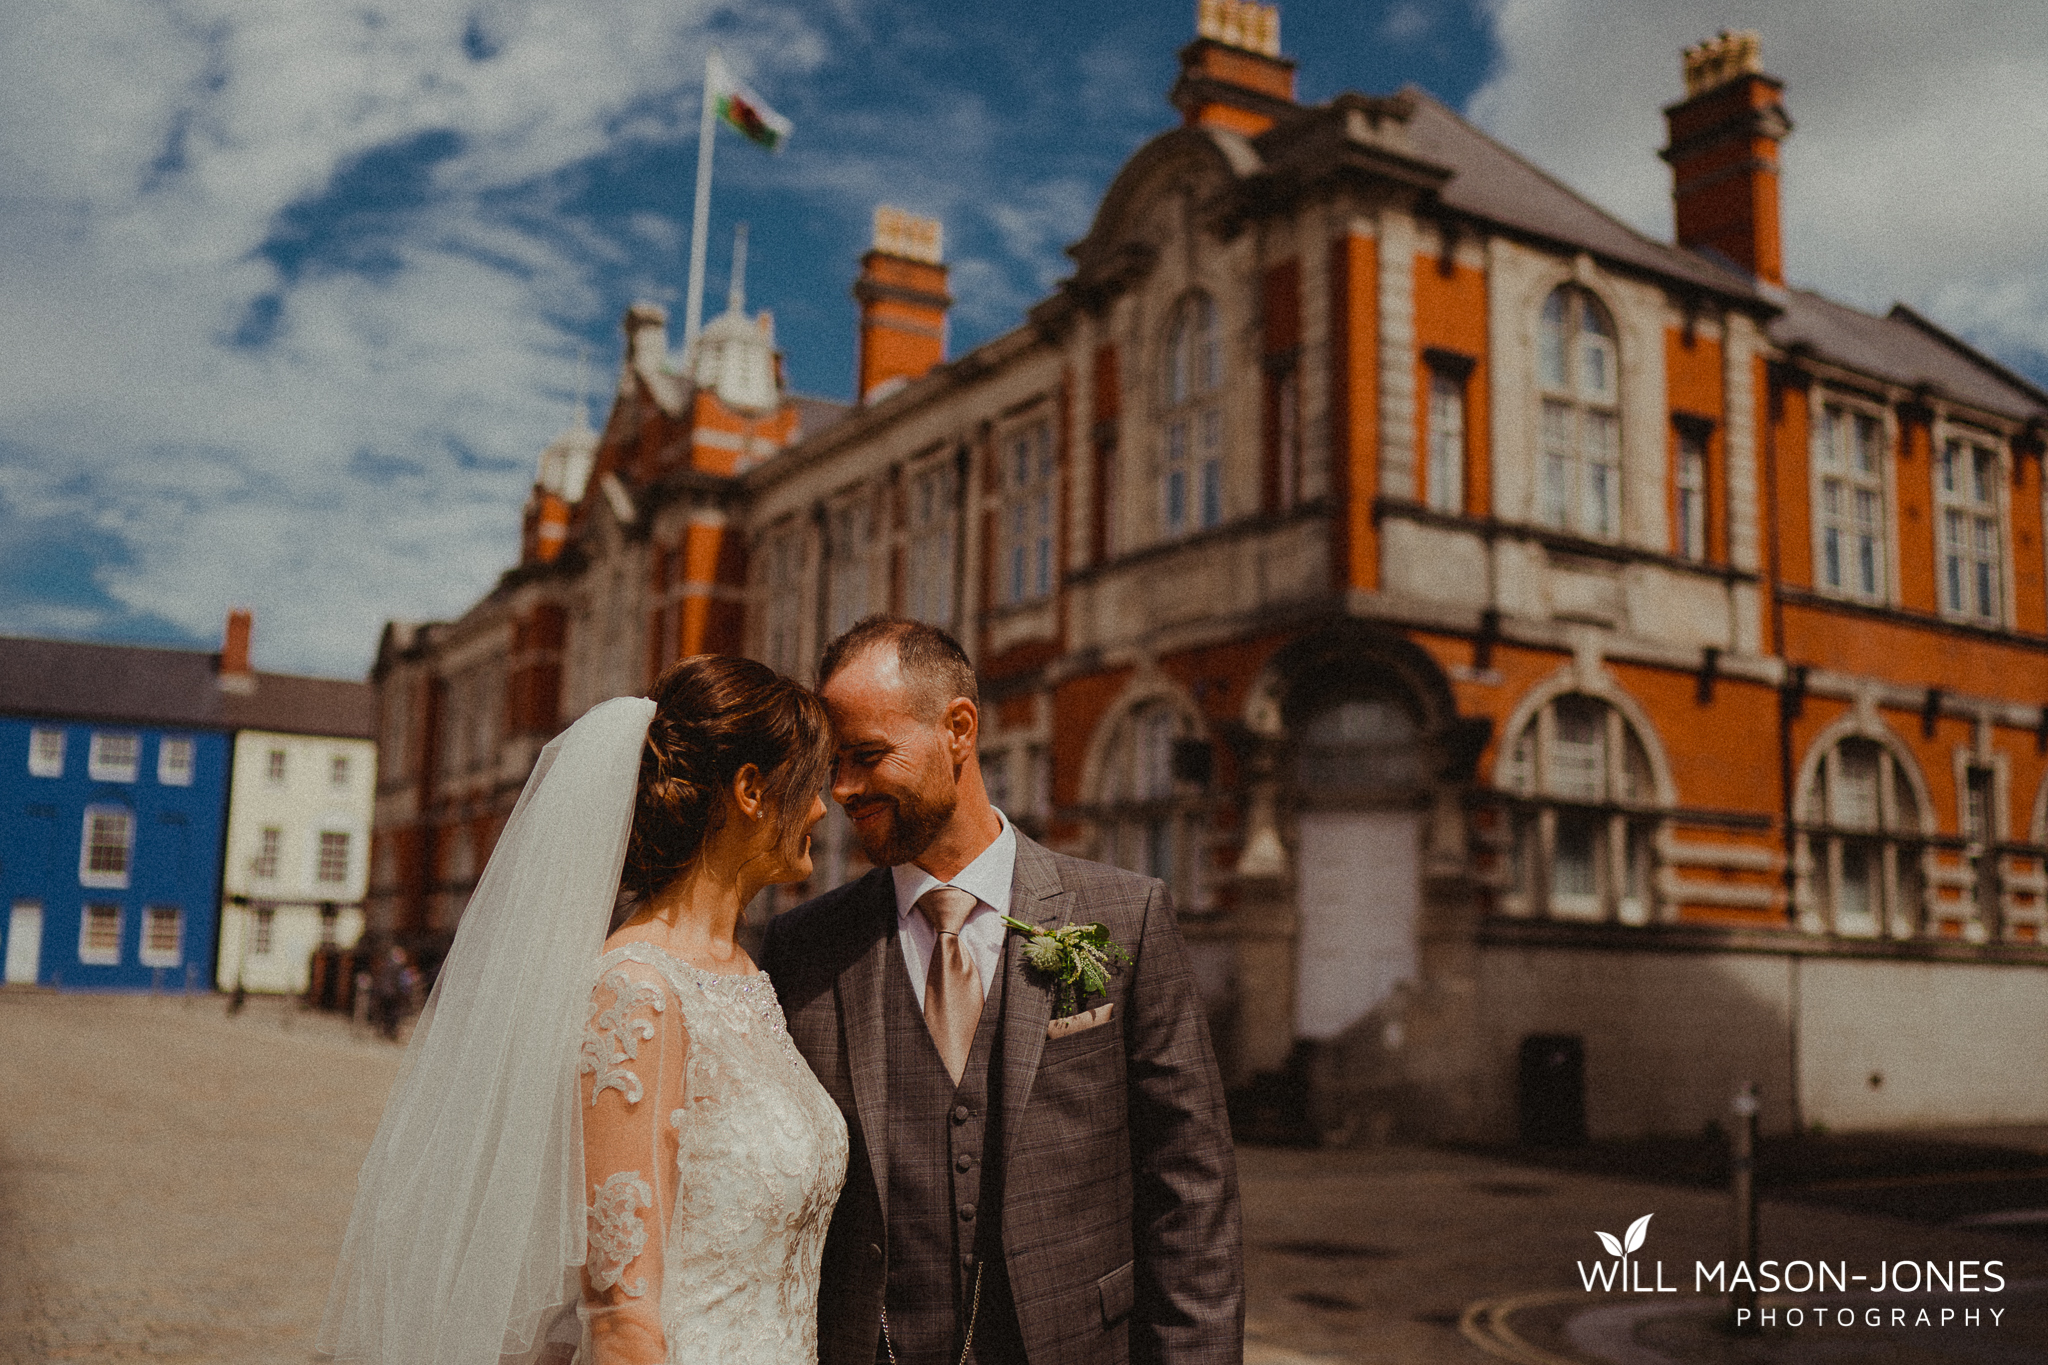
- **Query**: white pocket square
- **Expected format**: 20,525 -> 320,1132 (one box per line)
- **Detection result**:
1045,1002 -> 1114,1039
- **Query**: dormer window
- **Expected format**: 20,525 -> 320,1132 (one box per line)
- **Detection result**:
1536,285 -> 1620,539
1162,292 -> 1224,538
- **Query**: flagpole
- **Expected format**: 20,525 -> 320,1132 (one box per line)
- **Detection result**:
682,50 -> 719,361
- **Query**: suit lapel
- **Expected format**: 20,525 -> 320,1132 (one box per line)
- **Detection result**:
834,867 -> 897,1219
999,833 -> 1073,1162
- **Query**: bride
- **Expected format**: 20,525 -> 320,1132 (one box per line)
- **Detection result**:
319,655 -> 847,1365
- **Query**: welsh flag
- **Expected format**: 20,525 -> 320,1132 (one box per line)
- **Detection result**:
708,52 -> 792,152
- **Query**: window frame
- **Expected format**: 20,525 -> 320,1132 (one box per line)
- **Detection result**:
824,493 -> 873,639
996,417 -> 1057,609
1935,431 -> 2007,625
1809,395 -> 1893,604
158,736 -> 195,787
1423,350 -> 1473,516
79,902 -> 122,966
253,825 -> 283,881
317,829 -> 352,885
904,453 -> 961,625
759,522 -> 808,677
140,905 -> 182,969
1672,415 -> 1712,562
1796,732 -> 1926,939
1534,285 -> 1622,540
28,726 -> 65,778
79,805 -> 135,890
88,731 -> 140,783
1498,691 -> 1662,925
1094,698 -> 1213,914
1160,292 -> 1225,540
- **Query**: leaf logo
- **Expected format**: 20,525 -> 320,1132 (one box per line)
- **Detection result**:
1594,1213 -> 1652,1257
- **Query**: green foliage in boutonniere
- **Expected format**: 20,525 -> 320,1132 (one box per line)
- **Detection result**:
1000,916 -> 1132,1018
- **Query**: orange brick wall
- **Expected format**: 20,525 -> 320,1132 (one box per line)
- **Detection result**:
1328,233 -> 1378,591
1664,326 -> 1726,560
1411,255 -> 1489,518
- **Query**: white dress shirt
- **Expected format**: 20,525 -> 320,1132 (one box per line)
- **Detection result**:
891,807 -> 1017,1010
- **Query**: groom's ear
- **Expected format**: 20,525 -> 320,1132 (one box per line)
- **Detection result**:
941,696 -> 977,760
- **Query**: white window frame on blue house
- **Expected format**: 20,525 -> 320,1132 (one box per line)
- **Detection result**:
29,727 -> 65,778
158,736 -> 195,786
140,905 -> 182,969
79,805 -> 135,889
88,731 -> 140,782
79,902 -> 122,966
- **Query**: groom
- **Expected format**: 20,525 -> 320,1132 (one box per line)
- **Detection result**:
761,617 -> 1242,1365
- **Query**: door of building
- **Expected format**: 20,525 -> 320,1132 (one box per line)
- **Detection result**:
1293,808 -> 1421,1040
5,900 -> 43,984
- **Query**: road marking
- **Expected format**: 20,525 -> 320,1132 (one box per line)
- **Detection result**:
1459,1291 -> 1593,1365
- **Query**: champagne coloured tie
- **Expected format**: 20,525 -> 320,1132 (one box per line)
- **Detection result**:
916,886 -> 984,1084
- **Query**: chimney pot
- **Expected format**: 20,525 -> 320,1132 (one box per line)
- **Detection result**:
220,607 -> 256,693
1173,0 -> 1296,136
1662,31 -> 1790,286
854,206 -> 951,404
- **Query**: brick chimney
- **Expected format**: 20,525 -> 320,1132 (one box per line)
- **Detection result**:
1170,0 -> 1295,137
1661,30 -> 1792,286
854,206 -> 950,405
220,607 -> 256,694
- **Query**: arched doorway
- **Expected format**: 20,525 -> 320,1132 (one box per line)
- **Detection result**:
1292,694 -> 1428,1043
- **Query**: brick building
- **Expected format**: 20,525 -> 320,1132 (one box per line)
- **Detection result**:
370,8 -> 2048,1142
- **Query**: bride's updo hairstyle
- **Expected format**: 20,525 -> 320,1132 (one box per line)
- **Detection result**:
623,654 -> 833,901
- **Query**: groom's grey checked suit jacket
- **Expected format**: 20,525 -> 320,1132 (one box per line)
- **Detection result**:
760,831 -> 1243,1365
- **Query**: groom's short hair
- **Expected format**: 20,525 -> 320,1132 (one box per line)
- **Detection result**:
818,616 -> 979,722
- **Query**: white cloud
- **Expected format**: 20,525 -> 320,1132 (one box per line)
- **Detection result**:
1383,2 -> 1433,42
1469,0 -> 2048,375
0,0 -> 836,676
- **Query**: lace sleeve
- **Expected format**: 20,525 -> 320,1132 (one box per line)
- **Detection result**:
578,959 -> 686,1365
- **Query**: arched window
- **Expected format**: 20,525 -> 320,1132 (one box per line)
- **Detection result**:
1537,285 -> 1620,538
1796,735 -> 1924,937
1162,293 -> 1223,538
1097,699 -> 1211,910
1499,693 -> 1659,922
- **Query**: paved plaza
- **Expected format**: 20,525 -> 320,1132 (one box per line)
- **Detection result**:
2,988 -> 2044,1364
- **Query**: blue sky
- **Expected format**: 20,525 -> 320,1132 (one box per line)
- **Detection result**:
2,0 -> 2045,677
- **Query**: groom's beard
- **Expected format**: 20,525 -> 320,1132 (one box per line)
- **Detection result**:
845,785 -> 956,868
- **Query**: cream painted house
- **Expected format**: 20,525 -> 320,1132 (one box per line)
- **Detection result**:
215,673 -> 377,993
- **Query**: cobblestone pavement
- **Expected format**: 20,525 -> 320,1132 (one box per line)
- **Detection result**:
5,988 -> 2046,1364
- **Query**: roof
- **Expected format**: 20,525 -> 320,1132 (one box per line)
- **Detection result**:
789,393 -> 851,444
1398,90 -> 1759,303
0,636 -> 375,739
1771,292 -> 2048,421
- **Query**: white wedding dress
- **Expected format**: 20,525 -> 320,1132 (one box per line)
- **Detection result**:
577,942 -> 849,1365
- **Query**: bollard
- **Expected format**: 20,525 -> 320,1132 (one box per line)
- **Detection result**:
1730,1084 -> 1760,1332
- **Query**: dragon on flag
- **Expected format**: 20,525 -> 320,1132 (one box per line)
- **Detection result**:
707,52 -> 792,152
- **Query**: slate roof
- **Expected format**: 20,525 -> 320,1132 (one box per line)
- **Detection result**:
1398,91 -> 2044,423
1400,90 -> 1757,302
1771,293 -> 2048,422
0,636 -> 375,739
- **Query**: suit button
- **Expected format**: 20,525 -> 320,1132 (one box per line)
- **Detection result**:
866,1243 -> 883,1263
951,1104 -> 971,1124
959,1205 -> 975,1222
955,1153 -> 973,1172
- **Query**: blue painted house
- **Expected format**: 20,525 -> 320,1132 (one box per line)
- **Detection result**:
1,619 -> 373,991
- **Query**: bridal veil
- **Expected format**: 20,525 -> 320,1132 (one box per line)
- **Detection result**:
319,695 -> 658,1365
